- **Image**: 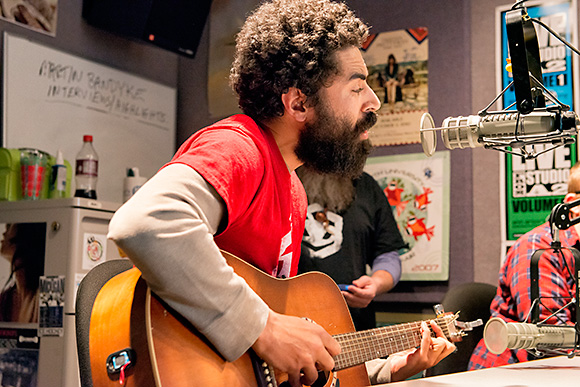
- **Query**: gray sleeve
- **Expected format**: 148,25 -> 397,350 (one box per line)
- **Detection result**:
371,251 -> 402,285
107,163 -> 270,361
365,358 -> 392,384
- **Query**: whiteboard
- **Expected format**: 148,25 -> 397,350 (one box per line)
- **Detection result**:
2,33 -> 176,203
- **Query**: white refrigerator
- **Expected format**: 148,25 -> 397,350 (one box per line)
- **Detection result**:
0,198 -> 124,387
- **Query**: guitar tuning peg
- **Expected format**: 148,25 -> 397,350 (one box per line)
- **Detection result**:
433,304 -> 445,317
455,318 -> 484,332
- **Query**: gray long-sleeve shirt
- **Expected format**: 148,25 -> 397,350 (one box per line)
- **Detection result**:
108,163 -> 269,361
107,163 -> 392,382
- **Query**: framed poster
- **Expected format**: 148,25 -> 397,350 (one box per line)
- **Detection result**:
0,0 -> 58,36
361,28 -> 429,146
364,152 -> 450,281
207,0 -> 258,118
0,222 -> 46,325
0,222 -> 46,386
0,328 -> 39,387
497,0 -> 578,241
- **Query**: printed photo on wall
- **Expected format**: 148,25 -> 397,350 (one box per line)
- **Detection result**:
0,222 -> 46,324
0,0 -> 58,35
38,275 -> 64,337
207,0 -> 258,118
0,328 -> 40,387
365,152 -> 450,281
361,27 -> 429,146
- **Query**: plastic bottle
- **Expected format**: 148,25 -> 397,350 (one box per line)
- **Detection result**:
123,167 -> 147,202
50,149 -> 67,198
74,135 -> 98,199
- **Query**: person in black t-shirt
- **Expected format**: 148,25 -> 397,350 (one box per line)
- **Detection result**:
298,166 -> 407,330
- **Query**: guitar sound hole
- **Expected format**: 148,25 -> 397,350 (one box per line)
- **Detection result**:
278,370 -> 330,387
313,371 -> 331,387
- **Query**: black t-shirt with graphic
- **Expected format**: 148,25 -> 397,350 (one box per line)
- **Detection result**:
299,172 -> 406,330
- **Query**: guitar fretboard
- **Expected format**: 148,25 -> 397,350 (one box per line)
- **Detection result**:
332,317 -> 453,370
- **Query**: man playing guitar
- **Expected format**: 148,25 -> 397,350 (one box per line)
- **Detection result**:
108,1 -> 455,385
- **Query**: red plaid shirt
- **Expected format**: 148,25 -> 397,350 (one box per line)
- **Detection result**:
468,221 -> 578,370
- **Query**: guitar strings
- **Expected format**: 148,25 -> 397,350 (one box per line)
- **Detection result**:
331,318 -> 454,370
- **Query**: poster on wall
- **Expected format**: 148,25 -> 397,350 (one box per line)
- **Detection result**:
38,275 -> 64,337
497,0 -> 578,241
0,328 -> 39,387
0,0 -> 58,35
207,0 -> 258,118
0,222 -> 46,325
361,28 -> 429,146
0,222 -> 45,386
364,152 -> 449,281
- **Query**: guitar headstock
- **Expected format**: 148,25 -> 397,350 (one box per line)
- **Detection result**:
433,304 -> 483,343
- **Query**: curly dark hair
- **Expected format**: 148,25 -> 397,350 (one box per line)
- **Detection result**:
229,0 -> 369,121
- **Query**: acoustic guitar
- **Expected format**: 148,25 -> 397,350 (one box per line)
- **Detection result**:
89,251 -> 467,387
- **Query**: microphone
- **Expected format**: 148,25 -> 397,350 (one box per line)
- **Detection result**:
483,317 -> 578,355
419,110 -> 579,157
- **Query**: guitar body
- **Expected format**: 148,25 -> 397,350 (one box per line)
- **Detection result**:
89,251 -> 370,387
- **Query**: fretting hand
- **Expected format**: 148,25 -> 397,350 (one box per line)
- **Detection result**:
389,320 -> 456,382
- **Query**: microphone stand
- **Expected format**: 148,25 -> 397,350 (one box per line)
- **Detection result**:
528,198 -> 580,357
475,5 -> 575,159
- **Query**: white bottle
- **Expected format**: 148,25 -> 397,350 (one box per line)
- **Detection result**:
123,167 -> 147,202
51,149 -> 67,198
75,135 -> 98,199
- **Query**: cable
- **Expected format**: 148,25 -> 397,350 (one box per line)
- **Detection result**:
511,0 -> 528,10
530,18 -> 580,57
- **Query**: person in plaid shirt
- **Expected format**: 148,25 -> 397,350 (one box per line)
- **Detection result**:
468,162 -> 580,370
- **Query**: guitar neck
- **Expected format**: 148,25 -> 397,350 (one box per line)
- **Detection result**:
332,318 -> 449,370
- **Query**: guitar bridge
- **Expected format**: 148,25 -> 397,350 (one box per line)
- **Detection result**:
249,349 -> 277,387
250,349 -> 338,387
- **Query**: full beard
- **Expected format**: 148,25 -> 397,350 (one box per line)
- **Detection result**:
295,104 -> 376,179
297,166 -> 356,213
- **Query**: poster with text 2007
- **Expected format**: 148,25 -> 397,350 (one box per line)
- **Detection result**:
498,0 -> 578,240
365,152 -> 449,281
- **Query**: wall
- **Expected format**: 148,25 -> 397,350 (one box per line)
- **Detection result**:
0,0 -> 180,132
0,1 -> 495,303
21,0 -> 474,303
471,0 -> 507,286
356,0 -> 473,305
181,0 -> 474,305
471,0 -> 580,286
180,0 -> 474,305
3,0 -> 576,342
182,0 -> 473,306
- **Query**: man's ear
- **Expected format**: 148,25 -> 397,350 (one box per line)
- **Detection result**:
281,87 -> 310,122
565,193 -> 580,218
564,193 -> 577,203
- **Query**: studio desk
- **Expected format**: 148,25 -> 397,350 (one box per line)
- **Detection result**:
382,355 -> 580,387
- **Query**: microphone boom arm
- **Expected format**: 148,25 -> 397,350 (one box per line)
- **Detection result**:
420,1 -> 580,160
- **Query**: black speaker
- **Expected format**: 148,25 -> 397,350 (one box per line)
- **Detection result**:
82,0 -> 212,58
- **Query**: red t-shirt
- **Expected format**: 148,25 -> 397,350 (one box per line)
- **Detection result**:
168,114 -> 306,278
